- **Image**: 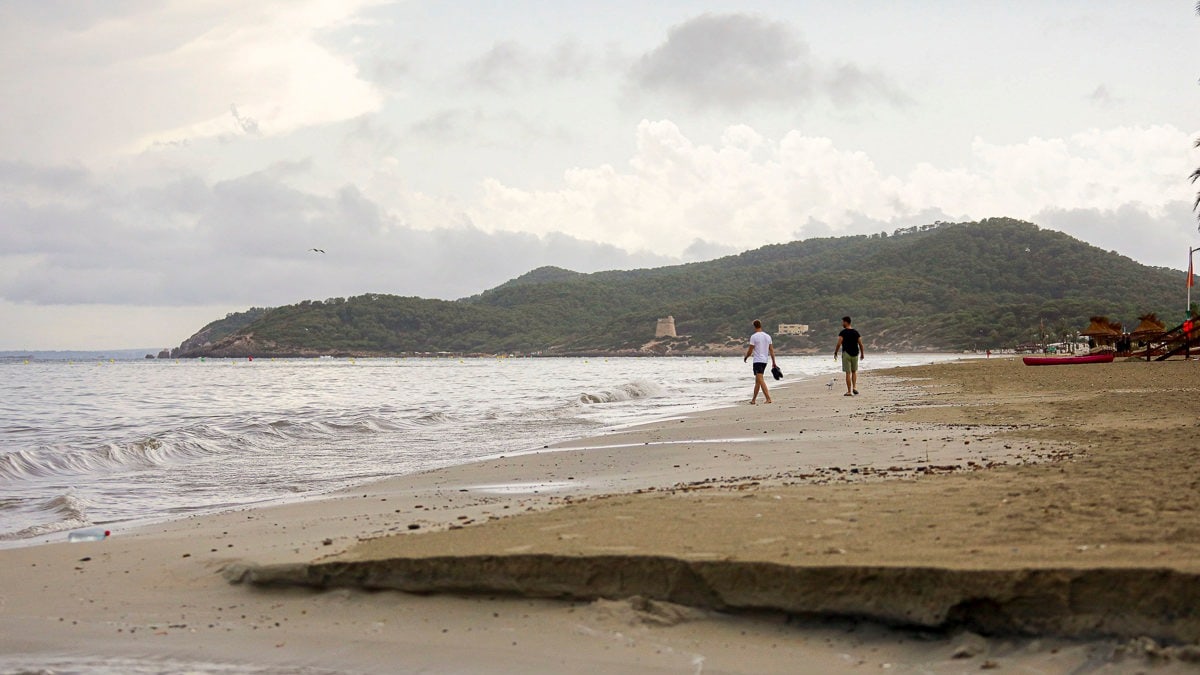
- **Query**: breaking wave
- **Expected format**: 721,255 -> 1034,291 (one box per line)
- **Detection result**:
578,380 -> 666,405
0,493 -> 92,540
0,436 -> 218,482
0,411 -> 413,484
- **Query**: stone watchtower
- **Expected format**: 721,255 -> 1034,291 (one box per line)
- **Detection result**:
655,316 -> 677,338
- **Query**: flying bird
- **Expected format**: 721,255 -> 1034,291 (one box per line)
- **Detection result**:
309,248 -> 325,253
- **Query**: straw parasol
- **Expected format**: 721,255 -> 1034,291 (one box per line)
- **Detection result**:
1082,316 -> 1122,348
1129,313 -> 1166,340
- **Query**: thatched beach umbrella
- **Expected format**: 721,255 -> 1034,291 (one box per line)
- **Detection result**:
1082,316 -> 1119,337
1082,316 -> 1122,348
1129,313 -> 1166,340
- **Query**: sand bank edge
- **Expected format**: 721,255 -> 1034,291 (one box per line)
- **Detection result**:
225,555 -> 1200,643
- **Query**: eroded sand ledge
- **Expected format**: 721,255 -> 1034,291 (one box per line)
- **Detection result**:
224,358 -> 1200,646
227,556 -> 1200,642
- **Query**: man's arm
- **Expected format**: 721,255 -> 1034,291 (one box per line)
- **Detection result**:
769,343 -> 777,365
858,337 -> 865,359
744,343 -> 754,362
834,335 -> 844,358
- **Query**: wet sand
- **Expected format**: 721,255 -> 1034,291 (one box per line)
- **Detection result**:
2,357 -> 1198,673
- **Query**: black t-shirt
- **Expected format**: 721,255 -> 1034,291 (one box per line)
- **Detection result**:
839,328 -> 861,357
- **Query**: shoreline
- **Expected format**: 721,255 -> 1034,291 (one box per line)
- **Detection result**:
2,357 -> 1198,672
2,353 -> 957,550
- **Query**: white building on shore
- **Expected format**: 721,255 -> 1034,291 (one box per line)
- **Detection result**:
777,323 -> 809,336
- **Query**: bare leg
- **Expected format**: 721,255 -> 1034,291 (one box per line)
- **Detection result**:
750,379 -> 761,404
844,371 -> 853,395
852,370 -> 859,394
757,374 -> 772,403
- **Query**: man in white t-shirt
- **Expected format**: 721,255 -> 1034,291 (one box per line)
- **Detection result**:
743,319 -> 777,404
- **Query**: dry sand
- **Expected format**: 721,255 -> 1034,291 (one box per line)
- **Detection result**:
2,356 -> 1199,673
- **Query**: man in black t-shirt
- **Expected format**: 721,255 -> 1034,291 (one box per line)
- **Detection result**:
833,316 -> 864,396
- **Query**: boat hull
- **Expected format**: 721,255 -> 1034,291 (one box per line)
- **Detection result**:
1022,353 -> 1114,366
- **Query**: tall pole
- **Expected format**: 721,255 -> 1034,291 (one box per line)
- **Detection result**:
1190,247 -> 1198,317
1189,247 -> 1198,361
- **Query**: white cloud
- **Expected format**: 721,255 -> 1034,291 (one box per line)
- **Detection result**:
8,117 -> 1191,321
472,120 -> 1200,259
965,125 -> 1193,217
0,1 -> 386,162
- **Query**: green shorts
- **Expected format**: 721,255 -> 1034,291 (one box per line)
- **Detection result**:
841,353 -> 859,373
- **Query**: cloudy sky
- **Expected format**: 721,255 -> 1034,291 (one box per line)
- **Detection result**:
2,1 -> 1199,349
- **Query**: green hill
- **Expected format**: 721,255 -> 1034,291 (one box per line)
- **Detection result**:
174,306 -> 272,354
174,218 -> 1190,357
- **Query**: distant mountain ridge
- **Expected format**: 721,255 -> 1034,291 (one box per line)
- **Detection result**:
172,218 -> 1189,357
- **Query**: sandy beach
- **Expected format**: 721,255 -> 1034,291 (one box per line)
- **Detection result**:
3,357 -> 1199,673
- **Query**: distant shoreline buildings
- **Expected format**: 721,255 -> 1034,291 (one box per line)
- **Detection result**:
777,323 -> 809,336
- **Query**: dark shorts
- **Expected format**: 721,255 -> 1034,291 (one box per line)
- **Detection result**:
753,362 -> 767,375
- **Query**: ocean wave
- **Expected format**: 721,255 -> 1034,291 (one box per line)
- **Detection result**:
409,411 -> 453,426
0,493 -> 91,540
0,435 -> 218,482
265,414 -> 410,435
676,377 -> 729,385
578,379 -> 666,405
0,409 -> 426,484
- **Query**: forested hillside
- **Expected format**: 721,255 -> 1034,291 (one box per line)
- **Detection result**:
174,218 -> 1189,357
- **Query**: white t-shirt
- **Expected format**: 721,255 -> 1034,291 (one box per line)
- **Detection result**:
749,331 -> 772,363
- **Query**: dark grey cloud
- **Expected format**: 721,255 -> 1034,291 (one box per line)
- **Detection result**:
630,13 -> 813,109
1034,201 -> 1195,270
629,13 -> 907,111
0,162 -> 674,308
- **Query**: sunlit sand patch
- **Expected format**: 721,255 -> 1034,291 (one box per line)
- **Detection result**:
462,481 -> 578,494
680,552 -> 721,560
551,437 -> 758,452
749,537 -> 783,546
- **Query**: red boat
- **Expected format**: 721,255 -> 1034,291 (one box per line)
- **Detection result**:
1022,352 -> 1114,366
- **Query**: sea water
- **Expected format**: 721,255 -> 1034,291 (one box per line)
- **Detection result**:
0,354 -> 958,545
